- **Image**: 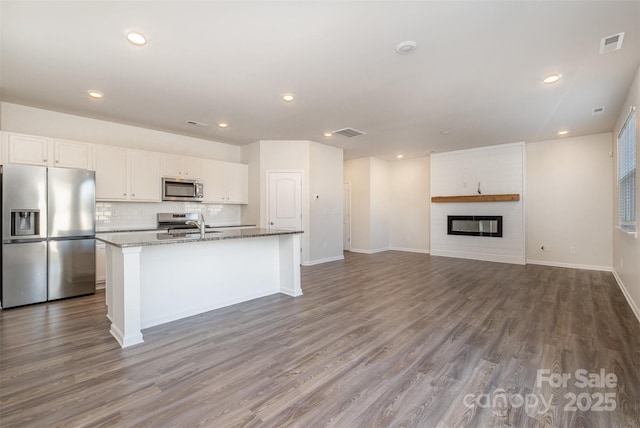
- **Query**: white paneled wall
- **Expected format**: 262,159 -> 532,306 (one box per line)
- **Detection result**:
430,142 -> 525,264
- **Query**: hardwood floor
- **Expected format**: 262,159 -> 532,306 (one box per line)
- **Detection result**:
1,251 -> 639,427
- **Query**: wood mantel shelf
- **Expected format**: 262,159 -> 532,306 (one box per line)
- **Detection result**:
431,194 -> 520,203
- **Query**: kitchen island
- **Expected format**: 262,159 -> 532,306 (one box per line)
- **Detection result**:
97,228 -> 303,348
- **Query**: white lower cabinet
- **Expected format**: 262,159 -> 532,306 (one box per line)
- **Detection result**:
96,241 -> 106,285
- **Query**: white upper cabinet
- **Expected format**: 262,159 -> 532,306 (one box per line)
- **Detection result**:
1,132 -> 92,169
224,162 -> 248,204
129,150 -> 161,201
5,133 -> 50,166
201,160 -> 226,203
201,159 -> 248,204
53,139 -> 91,169
161,154 -> 202,180
94,146 -> 161,202
94,145 -> 128,201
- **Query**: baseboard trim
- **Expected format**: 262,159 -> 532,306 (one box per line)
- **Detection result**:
612,270 -> 640,326
349,247 -> 389,254
431,249 -> 525,265
302,255 -> 345,266
388,247 -> 430,254
526,259 -> 613,272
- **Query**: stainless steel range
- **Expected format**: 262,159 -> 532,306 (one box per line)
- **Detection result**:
158,212 -> 203,232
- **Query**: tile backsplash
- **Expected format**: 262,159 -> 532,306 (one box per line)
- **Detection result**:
96,201 -> 242,231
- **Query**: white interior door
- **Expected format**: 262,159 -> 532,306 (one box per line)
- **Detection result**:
268,172 -> 302,231
343,182 -> 351,251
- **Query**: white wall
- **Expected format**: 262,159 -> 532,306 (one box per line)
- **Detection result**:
241,140 -> 344,266
344,158 -> 372,251
1,103 -> 241,162
370,158 -> 390,252
612,64 -> 640,323
389,157 -> 430,253
309,142 -> 344,263
526,133 -> 613,270
430,142 -> 525,264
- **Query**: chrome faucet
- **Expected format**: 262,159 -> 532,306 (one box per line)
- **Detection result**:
186,213 -> 206,237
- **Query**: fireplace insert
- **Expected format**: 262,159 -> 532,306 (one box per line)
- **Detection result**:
447,215 -> 503,237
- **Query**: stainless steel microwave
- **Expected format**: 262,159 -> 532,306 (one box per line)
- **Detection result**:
162,177 -> 204,202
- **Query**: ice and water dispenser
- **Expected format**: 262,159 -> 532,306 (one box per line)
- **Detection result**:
10,209 -> 40,237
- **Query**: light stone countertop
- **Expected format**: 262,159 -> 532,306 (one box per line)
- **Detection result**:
96,228 -> 302,248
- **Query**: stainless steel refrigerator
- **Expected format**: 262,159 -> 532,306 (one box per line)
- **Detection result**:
1,164 -> 96,308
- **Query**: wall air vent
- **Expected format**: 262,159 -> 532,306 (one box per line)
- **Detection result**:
332,127 -> 366,138
186,120 -> 209,127
600,32 -> 624,54
592,106 -> 605,115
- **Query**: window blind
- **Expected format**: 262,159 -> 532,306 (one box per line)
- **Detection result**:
618,107 -> 636,229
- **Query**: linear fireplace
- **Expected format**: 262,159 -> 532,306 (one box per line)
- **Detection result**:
447,215 -> 503,237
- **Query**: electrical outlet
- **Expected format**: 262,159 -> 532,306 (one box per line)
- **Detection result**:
569,246 -> 576,254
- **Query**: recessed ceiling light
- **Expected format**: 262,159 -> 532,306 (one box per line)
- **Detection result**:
323,132 -> 332,137
557,130 -> 569,135
218,122 -> 228,128
396,154 -> 404,159
126,31 -> 148,46
87,90 -> 104,99
396,41 -> 417,55
281,93 -> 295,103
543,73 -> 561,84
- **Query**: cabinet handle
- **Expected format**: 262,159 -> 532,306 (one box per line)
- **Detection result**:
55,160 -> 59,163
123,193 -> 127,196
132,194 -> 135,197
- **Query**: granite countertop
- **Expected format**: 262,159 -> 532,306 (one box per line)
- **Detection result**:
96,224 -> 257,234
96,228 -> 302,248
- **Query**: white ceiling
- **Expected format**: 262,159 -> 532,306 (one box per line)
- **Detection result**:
1,1 -> 639,161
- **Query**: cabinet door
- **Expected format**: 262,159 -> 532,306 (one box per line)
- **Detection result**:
182,157 -> 202,179
6,133 -> 50,166
200,159 -> 226,203
129,150 -> 161,201
161,154 -> 183,178
94,145 -> 128,200
95,242 -> 106,284
224,162 -> 248,204
53,139 -> 90,169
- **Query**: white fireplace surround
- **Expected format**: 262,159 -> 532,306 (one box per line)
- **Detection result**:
430,142 -> 525,265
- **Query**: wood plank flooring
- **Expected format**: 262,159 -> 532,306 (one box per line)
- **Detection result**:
1,251 -> 639,427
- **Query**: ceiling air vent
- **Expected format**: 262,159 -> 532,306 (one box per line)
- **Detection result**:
332,127 -> 366,138
186,120 -> 209,127
592,106 -> 605,115
600,32 -> 624,54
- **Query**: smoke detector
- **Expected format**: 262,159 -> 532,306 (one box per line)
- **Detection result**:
600,32 -> 624,54
331,127 -> 367,138
396,41 -> 417,55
